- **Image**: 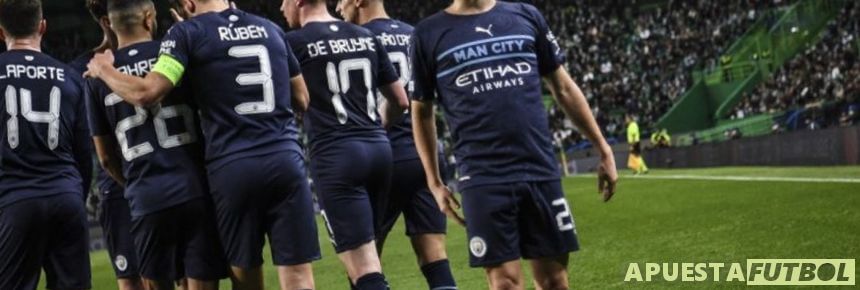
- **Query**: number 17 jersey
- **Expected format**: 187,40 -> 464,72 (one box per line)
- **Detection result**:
156,8 -> 303,167
285,21 -> 400,154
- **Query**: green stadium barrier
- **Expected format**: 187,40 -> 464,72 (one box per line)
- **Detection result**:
674,113 -> 779,146
656,0 -> 845,137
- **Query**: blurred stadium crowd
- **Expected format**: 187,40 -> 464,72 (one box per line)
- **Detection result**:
8,0 -> 857,151
732,2 -> 858,130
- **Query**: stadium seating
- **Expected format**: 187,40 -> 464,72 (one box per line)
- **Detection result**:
31,0 -> 853,151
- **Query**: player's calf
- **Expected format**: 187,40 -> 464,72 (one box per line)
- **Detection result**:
530,255 -> 570,290
485,261 -> 526,290
277,263 -> 315,290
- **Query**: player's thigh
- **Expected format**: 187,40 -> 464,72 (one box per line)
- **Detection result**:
100,197 -> 140,279
311,143 -> 378,253
130,204 -> 183,282
179,199 -> 230,281
44,193 -> 92,290
378,158 -> 422,242
485,260 -> 525,290
399,159 -> 447,237
264,150 -> 321,266
0,198 -> 48,290
206,157 -> 268,268
519,181 -> 579,260
461,184 -> 522,268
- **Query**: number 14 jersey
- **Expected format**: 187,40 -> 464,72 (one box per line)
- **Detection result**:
285,21 -> 400,154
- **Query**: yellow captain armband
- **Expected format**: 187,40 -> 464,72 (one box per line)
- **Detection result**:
152,54 -> 185,86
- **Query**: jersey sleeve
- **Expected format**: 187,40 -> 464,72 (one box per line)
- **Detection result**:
374,36 -> 400,87
153,24 -> 194,85
285,41 -> 302,78
410,30 -> 437,102
526,4 -> 566,76
84,79 -> 111,137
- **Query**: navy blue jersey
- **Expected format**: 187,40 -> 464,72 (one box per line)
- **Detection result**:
86,41 -> 206,217
362,18 -> 417,161
285,21 -> 400,154
0,50 -> 91,207
411,2 -> 565,189
158,8 -> 303,167
69,51 -> 124,200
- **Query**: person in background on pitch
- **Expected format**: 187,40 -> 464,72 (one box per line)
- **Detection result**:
337,0 -> 458,289
626,114 -> 648,174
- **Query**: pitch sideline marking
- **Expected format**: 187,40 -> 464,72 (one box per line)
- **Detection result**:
572,174 -> 860,183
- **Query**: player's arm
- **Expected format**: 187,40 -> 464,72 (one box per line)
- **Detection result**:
84,50 -> 175,107
92,136 -> 126,186
412,100 -> 465,226
379,81 -> 408,128
290,75 -> 310,112
543,67 -> 618,201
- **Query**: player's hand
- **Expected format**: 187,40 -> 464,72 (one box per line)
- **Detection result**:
84,50 -> 115,79
429,183 -> 466,226
597,155 -> 618,202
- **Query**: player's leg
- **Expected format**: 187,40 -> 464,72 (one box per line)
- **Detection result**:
313,142 -> 387,289
131,203 -> 184,290
519,181 -> 580,290
398,158 -> 457,288
265,150 -> 320,290
177,198 -> 229,290
0,198 -> 49,290
207,158 -> 270,290
530,255 -> 569,290
99,195 -> 144,290
43,193 -> 92,290
484,261 -> 525,290
461,184 -> 526,290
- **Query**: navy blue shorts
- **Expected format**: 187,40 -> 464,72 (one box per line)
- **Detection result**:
131,198 -> 229,281
378,158 -> 446,240
0,193 -> 91,290
208,150 -> 321,268
98,194 -> 140,279
461,180 -> 579,267
311,140 -> 391,253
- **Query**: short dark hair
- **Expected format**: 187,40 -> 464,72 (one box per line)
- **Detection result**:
0,0 -> 42,38
86,0 -> 108,20
107,0 -> 154,35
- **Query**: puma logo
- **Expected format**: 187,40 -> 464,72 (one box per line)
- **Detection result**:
475,24 -> 493,37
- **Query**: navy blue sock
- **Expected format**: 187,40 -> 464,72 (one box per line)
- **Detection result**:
421,259 -> 457,289
355,272 -> 389,290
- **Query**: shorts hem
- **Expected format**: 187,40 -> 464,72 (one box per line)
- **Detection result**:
333,236 -> 375,254
405,230 -> 447,237
521,247 -> 580,261
273,255 -> 323,266
469,255 -> 521,268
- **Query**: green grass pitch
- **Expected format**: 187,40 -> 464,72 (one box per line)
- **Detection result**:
42,166 -> 860,289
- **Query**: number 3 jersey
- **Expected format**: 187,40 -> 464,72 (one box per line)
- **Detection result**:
285,21 -> 400,154
411,2 -> 566,190
86,41 -> 206,217
155,8 -> 304,167
0,50 -> 90,208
